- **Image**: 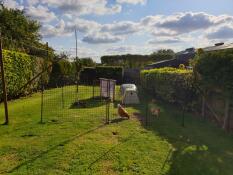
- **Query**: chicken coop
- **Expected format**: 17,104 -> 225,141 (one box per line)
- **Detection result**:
120,84 -> 139,104
100,78 -> 116,101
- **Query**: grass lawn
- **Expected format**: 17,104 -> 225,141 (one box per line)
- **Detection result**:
0,85 -> 233,175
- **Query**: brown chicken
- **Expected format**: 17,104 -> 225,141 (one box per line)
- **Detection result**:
151,108 -> 160,117
118,104 -> 130,119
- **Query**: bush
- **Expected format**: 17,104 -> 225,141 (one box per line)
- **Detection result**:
141,67 -> 197,108
0,50 -> 43,100
179,64 -> 185,69
80,66 -> 123,84
48,59 -> 76,87
194,49 -> 233,98
79,67 -> 96,85
96,66 -> 123,84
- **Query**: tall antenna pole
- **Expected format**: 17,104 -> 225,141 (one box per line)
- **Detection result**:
74,29 -> 79,98
75,29 -> 78,61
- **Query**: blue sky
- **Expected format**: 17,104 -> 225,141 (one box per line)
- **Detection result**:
5,0 -> 233,62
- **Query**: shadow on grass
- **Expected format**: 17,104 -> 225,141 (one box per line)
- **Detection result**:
110,117 -> 128,124
87,133 -> 135,172
6,124 -> 106,174
131,90 -> 233,175
70,97 -> 106,109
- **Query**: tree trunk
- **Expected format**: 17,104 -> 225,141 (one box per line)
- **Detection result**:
223,98 -> 230,131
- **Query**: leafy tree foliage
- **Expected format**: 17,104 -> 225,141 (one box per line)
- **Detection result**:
0,4 -> 54,57
101,49 -> 175,68
48,59 -> 77,87
0,5 -> 40,44
141,67 -> 197,109
80,57 -> 96,67
80,66 -> 123,85
0,50 -> 44,100
151,49 -> 175,60
194,49 -> 233,98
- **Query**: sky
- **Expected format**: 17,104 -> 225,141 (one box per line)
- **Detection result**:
4,0 -> 233,62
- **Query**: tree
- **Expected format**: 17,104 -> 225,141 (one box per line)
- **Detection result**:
100,54 -> 153,68
194,49 -> 233,131
80,57 -> 96,67
0,4 -> 54,57
151,49 -> 175,61
0,5 -> 40,44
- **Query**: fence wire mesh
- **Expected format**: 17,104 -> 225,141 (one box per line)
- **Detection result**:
0,37 -> 153,174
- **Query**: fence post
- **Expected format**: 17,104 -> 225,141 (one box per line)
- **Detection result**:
105,98 -> 110,124
145,103 -> 148,126
223,98 -> 230,131
182,107 -> 185,127
62,78 -> 64,109
40,42 -> 49,124
92,80 -> 95,99
0,32 -> 9,125
201,95 -> 205,119
40,77 -> 44,124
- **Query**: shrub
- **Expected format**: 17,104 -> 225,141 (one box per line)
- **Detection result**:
80,66 -> 123,84
179,64 -> 185,69
48,59 -> 76,87
194,49 -> 233,98
96,66 -> 123,84
79,67 -> 96,85
141,67 -> 197,108
0,50 -> 43,100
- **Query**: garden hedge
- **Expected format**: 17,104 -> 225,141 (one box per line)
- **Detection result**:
79,67 -> 96,85
80,66 -> 123,84
48,59 -> 76,87
141,67 -> 197,107
96,66 -> 123,84
0,50 -> 43,100
194,49 -> 233,98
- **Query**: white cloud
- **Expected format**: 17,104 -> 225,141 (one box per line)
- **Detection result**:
25,5 -> 57,23
4,0 -> 24,10
41,20 -> 70,38
101,21 -> 140,35
105,45 -> 135,54
26,0 -> 39,6
82,33 -> 123,44
63,14 -> 73,19
148,37 -> 183,44
150,29 -> 177,37
6,1 -> 231,58
41,18 -> 101,38
206,25 -> 233,39
40,0 -> 122,16
67,18 -> 101,34
143,12 -> 233,35
116,0 -> 147,5
40,10 -> 233,53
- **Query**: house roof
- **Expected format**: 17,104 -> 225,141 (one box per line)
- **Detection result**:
144,42 -> 233,70
203,43 -> 233,52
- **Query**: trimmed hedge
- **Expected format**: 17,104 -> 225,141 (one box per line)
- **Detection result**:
0,50 -> 43,100
79,67 -> 96,85
194,49 -> 233,98
48,59 -> 76,87
96,66 -> 123,84
141,67 -> 197,107
80,66 -> 123,84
